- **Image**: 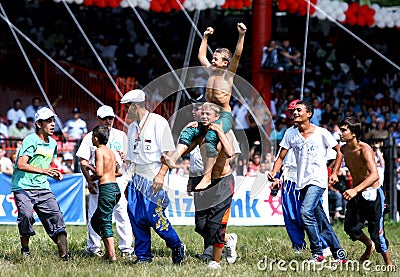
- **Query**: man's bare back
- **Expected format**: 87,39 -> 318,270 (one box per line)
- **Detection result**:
341,142 -> 380,190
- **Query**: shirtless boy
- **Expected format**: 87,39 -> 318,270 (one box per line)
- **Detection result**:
163,23 -> 247,190
87,125 -> 123,262
189,103 -> 237,269
339,116 -> 392,265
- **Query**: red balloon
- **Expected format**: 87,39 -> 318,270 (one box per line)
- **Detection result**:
84,0 -> 93,5
162,5 -> 171,13
287,2 -> 298,14
235,1 -> 244,10
309,6 -> 316,15
109,0 -> 121,8
150,1 -> 162,12
278,1 -> 287,11
158,0 -> 167,5
366,17 -> 375,26
170,0 -> 181,10
357,16 -> 366,26
298,6 -> 307,16
349,2 -> 359,13
348,15 -> 357,26
243,0 -> 251,7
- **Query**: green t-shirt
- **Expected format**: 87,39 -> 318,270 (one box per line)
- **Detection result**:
12,133 -> 57,191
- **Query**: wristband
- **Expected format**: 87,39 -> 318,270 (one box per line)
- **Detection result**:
274,173 -> 280,179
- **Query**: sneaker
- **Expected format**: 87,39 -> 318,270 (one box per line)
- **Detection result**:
195,253 -> 212,262
323,247 -> 332,257
208,260 -> 221,269
225,233 -> 237,264
21,247 -> 30,257
61,254 -> 70,261
172,243 -> 186,264
310,254 -> 325,264
86,249 -> 104,257
121,252 -> 133,260
133,258 -> 152,264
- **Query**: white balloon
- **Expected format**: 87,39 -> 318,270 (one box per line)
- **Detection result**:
317,12 -> 327,20
330,0 -> 338,9
66,0 -> 74,4
340,2 -> 348,11
374,14 -> 382,22
387,20 -> 395,28
371,3 -> 380,12
75,0 -> 84,4
396,20 -> 400,28
337,13 -> 346,22
120,0 -> 129,8
385,14 -> 394,24
183,0 -> 194,10
195,1 -> 207,10
138,0 -> 150,10
216,0 -> 225,5
377,21 -> 386,28
207,1 -> 217,9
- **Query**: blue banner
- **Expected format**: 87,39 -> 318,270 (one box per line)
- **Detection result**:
0,173 -> 86,225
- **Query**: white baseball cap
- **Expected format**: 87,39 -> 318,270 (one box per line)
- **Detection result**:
120,89 -> 146,104
97,105 -> 115,118
35,107 -> 57,122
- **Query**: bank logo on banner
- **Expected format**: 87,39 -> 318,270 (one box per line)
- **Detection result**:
166,174 -> 284,226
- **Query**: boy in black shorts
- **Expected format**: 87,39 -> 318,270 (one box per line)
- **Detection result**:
339,116 -> 392,265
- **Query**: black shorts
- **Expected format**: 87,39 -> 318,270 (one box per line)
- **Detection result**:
344,187 -> 389,253
193,174 -> 234,247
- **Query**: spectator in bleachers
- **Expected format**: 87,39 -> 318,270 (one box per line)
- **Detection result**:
232,100 -> 251,140
364,118 -> 389,140
25,117 -> 35,135
246,153 -> 261,177
373,142 -> 385,186
311,98 -> 322,126
0,114 -> 8,140
61,152 -> 74,174
0,145 -> 13,175
270,118 -> 287,144
24,97 -> 43,119
277,38 -> 301,71
261,39 -> 280,70
8,116 -> 28,140
6,98 -> 26,126
62,107 -> 88,141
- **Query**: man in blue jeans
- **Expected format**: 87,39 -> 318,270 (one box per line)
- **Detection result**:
268,101 -> 347,264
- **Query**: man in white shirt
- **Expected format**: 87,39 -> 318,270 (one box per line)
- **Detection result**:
76,105 -> 134,259
7,98 -> 26,126
121,89 -> 185,264
62,107 -> 87,141
268,101 -> 347,264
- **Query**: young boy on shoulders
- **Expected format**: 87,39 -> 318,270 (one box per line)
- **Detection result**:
86,125 -> 122,262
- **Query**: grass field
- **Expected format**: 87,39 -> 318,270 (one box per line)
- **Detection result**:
0,220 -> 399,277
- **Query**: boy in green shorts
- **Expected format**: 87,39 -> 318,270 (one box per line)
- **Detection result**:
86,125 -> 122,262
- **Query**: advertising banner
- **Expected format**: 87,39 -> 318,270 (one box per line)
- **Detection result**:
0,173 -> 86,225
